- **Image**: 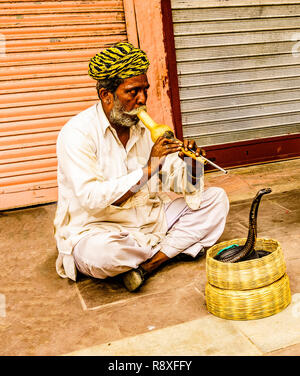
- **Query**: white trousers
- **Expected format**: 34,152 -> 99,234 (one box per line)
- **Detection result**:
73,187 -> 229,279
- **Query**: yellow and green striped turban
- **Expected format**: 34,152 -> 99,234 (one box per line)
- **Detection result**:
88,42 -> 150,81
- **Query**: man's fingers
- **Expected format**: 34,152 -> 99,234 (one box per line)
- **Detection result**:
195,147 -> 205,157
183,139 -> 189,151
164,143 -> 182,155
188,140 -> 196,150
156,136 -> 166,145
183,139 -> 206,158
166,141 -> 182,148
183,139 -> 198,151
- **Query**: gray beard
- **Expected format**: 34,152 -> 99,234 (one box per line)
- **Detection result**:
109,96 -> 146,128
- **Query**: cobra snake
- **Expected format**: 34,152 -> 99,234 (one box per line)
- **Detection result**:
214,188 -> 272,263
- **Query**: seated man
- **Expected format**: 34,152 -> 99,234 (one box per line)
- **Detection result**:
54,42 -> 229,292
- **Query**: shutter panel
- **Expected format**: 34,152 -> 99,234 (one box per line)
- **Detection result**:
0,0 -> 127,210
171,0 -> 300,146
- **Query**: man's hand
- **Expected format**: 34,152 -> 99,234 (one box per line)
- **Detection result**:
178,139 -> 206,182
146,136 -> 182,176
112,136 -> 181,206
178,139 -> 206,160
113,138 -> 203,207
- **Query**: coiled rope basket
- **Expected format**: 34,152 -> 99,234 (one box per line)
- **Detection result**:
205,238 -> 291,320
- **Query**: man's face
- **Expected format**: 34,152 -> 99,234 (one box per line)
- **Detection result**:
109,74 -> 149,128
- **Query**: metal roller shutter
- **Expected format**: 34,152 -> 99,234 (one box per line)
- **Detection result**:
171,0 -> 300,147
0,0 -> 127,210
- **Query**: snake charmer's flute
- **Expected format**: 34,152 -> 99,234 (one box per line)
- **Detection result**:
136,109 -> 228,174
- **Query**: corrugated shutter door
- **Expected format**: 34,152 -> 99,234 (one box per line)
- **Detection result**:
0,0 -> 127,210
171,0 -> 300,146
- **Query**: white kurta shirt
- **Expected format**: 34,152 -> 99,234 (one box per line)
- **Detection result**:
54,102 -> 204,281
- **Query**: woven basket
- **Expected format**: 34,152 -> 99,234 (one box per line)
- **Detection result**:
206,238 -> 286,290
205,273 -> 291,320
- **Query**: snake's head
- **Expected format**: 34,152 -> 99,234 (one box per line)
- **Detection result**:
256,187 -> 272,198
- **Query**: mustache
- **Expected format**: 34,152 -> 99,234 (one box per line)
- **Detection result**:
124,105 -> 147,117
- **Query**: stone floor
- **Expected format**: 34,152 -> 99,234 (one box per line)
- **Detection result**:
0,158 -> 299,356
